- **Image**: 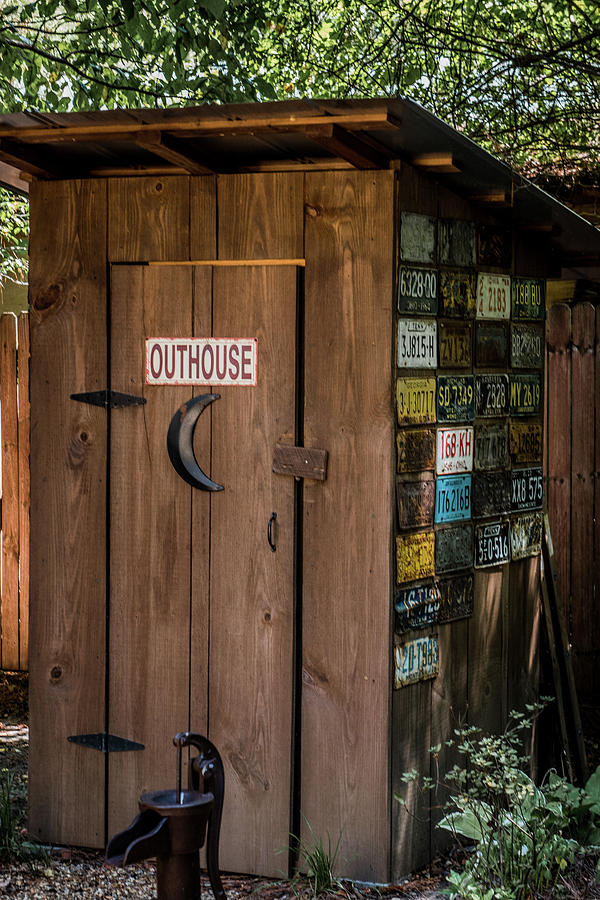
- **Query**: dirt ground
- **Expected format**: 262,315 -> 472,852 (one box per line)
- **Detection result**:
0,672 -> 446,899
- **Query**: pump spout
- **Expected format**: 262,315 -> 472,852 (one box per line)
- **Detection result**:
106,809 -> 170,866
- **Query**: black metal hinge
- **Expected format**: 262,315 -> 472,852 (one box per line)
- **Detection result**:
70,390 -> 146,409
67,732 -> 145,752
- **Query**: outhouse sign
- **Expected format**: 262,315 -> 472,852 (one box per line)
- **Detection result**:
145,337 -> 258,385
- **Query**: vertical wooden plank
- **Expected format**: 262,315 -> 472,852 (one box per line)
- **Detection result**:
28,179 -> 107,847
17,313 -> 30,670
1,314 -> 19,670
506,558 -> 541,724
189,176 -> 217,259
218,173 -> 304,259
546,304 -> 572,628
469,570 -> 505,735
303,170 -> 393,882
596,307 -> 600,695
209,266 -> 296,876
108,176 -> 190,261
108,265 -> 194,836
570,303 -> 595,693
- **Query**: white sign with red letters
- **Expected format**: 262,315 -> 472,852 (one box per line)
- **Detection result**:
145,338 -> 257,386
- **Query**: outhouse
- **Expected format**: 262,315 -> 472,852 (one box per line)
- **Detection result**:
2,98 -> 600,882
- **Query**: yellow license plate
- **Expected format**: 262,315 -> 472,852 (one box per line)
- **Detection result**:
396,377 -> 436,425
396,532 -> 435,584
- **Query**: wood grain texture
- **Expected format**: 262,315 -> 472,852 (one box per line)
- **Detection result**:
302,171 -> 393,882
209,266 -> 296,876
108,265 -> 194,836
1,315 -> 19,669
596,307 -> 600,695
108,176 -> 190,261
189,176 -> 217,259
28,179 -> 107,847
570,304 -> 595,689
217,174 -> 304,259
17,313 -> 30,670
469,570 -> 505,736
546,305 -> 572,628
506,558 -> 541,744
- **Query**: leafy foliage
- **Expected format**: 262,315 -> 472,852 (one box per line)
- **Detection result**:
397,703 -> 600,899
0,188 -> 28,290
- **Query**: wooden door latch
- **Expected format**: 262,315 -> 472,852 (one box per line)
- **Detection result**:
272,443 -> 328,481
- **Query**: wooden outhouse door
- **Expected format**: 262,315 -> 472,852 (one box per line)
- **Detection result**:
107,262 -> 298,875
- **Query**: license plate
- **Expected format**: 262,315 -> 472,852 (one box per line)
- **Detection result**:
510,512 -> 543,560
397,377 -> 436,425
437,375 -> 475,423
397,319 -> 437,368
475,322 -> 508,367
436,426 -> 474,475
435,474 -> 472,523
438,321 -> 472,368
400,212 -> 436,264
476,273 -> 511,319
472,472 -> 511,518
397,532 -> 435,584
475,521 -> 510,567
394,635 -> 439,688
398,265 -> 438,315
511,278 -> 545,320
395,581 -> 441,632
397,478 -> 435,530
474,421 -> 509,471
509,423 -> 543,464
435,523 -> 474,573
397,428 -> 436,473
511,467 -> 543,511
439,219 -> 476,267
510,374 -> 542,416
511,323 -> 544,369
475,374 -> 509,417
438,573 -> 475,623
439,270 -> 476,318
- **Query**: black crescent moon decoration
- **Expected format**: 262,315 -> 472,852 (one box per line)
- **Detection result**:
167,393 -> 224,491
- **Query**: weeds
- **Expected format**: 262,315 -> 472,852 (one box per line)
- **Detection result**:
285,815 -> 343,898
0,769 -> 48,865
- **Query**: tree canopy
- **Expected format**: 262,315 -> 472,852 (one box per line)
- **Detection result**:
1,0 -> 600,286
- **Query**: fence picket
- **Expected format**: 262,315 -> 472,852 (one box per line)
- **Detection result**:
17,313 -> 30,670
1,314 -> 20,669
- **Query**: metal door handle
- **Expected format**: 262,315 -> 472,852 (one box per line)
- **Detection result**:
267,512 -> 277,552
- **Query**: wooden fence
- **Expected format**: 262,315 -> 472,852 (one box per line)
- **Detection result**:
0,311 -> 29,671
546,301 -> 599,699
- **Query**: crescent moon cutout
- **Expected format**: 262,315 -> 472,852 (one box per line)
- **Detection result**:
167,393 -> 224,491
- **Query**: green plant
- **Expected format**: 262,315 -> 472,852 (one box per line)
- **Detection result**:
288,815 -> 343,898
0,770 -> 48,865
396,702 -> 600,900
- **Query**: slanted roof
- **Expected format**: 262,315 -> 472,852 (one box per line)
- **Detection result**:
1,96 -> 599,265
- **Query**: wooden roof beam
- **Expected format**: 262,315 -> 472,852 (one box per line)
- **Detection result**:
0,139 -> 56,179
134,130 -> 216,175
470,191 -> 511,206
305,125 -> 391,169
0,161 -> 29,194
412,153 -> 461,174
0,110 -> 401,144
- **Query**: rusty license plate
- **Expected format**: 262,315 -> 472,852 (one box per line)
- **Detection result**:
475,520 -> 510,567
435,474 -> 472,523
512,277 -> 545,320
439,270 -> 476,318
394,635 -> 439,688
398,265 -> 438,315
397,477 -> 435,530
400,212 -> 436,264
474,421 -> 509,471
511,323 -> 544,369
397,531 -> 435,584
510,374 -> 542,416
435,523 -> 474,573
438,320 -> 472,368
438,573 -> 475,623
472,471 -> 511,518
439,219 -> 476,267
397,319 -> 437,369
476,273 -> 511,319
511,467 -> 543,512
395,581 -> 440,633
397,428 -> 436,473
436,426 -> 474,475
509,422 -> 543,464
397,377 -> 436,425
475,322 -> 508,367
475,373 -> 509,417
510,512 -> 543,560
437,375 -> 475,423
